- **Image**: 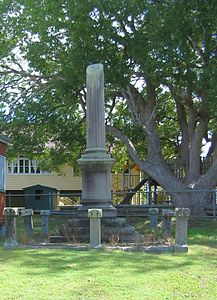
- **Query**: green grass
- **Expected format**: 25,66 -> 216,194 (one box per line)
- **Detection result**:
0,218 -> 216,300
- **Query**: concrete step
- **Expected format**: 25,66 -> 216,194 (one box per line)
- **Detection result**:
49,235 -> 89,243
52,217 -> 140,244
57,226 -> 136,238
103,225 -> 135,236
102,217 -> 127,227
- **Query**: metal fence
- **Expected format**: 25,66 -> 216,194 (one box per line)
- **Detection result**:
3,188 -> 217,217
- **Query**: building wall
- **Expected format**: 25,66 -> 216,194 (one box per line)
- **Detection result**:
6,165 -> 82,191
6,162 -> 141,193
0,143 -> 6,156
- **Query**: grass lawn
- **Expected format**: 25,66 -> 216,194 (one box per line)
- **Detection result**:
0,218 -> 216,300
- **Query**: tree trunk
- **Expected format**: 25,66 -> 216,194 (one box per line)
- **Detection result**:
170,190 -> 212,216
106,126 -> 217,216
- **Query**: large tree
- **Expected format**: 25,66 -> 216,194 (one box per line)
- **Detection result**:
1,0 -> 217,214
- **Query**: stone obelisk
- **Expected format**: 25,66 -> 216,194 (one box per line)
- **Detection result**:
77,64 -> 116,218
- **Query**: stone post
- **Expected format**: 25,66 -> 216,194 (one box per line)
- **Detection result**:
0,192 -> 5,237
174,208 -> 190,252
88,209 -> 102,249
162,209 -> 174,240
148,208 -> 158,233
0,223 -> 5,237
3,207 -> 18,249
40,210 -> 50,238
20,209 -> 34,239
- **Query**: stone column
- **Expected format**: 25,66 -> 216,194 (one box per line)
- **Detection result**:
20,209 -> 34,239
148,208 -> 158,233
88,209 -> 102,249
86,64 -> 106,151
174,208 -> 190,252
40,210 -> 50,238
77,64 -> 116,218
3,207 -> 18,249
162,209 -> 174,240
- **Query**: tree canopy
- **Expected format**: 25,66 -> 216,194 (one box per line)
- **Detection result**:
1,0 -> 217,213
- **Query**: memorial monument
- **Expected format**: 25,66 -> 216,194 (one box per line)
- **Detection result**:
77,64 -> 116,218
50,64 -> 138,243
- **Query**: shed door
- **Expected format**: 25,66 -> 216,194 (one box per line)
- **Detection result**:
34,189 -> 51,210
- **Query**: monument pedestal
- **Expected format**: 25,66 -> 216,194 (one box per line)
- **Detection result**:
77,149 -> 116,218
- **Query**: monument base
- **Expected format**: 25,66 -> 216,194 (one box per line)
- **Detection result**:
174,244 -> 189,253
78,149 -> 116,218
49,216 -> 140,244
4,241 -> 18,249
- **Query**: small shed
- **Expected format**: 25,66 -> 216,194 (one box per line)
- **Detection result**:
23,184 -> 58,211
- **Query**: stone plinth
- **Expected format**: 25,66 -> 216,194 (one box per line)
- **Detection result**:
21,209 -> 34,238
40,210 -> 50,237
162,209 -> 174,240
78,158 -> 116,217
88,209 -> 102,249
3,207 -> 18,249
174,208 -> 190,252
149,208 -> 158,232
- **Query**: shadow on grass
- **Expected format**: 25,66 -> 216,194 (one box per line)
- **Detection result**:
0,248 -> 190,275
0,217 -> 216,279
1,244 -> 216,278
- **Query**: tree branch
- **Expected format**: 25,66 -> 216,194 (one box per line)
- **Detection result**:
169,85 -> 189,167
187,36 -> 206,65
186,116 -> 209,183
106,125 -> 144,167
0,65 -> 66,82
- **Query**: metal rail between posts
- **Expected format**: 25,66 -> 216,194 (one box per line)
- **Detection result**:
4,189 -> 217,217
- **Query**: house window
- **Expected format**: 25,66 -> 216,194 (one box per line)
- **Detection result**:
7,158 -> 51,175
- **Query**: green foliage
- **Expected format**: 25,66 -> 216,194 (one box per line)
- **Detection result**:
0,0 -> 217,176
110,142 -> 129,173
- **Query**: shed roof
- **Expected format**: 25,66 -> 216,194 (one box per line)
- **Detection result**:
23,184 -> 59,192
0,134 -> 11,145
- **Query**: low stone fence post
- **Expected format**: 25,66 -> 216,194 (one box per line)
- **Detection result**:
162,209 -> 174,240
0,223 -> 5,237
88,209 -> 102,249
3,207 -> 19,249
148,208 -> 158,233
174,208 -> 190,252
20,209 -> 34,239
40,210 -> 50,238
